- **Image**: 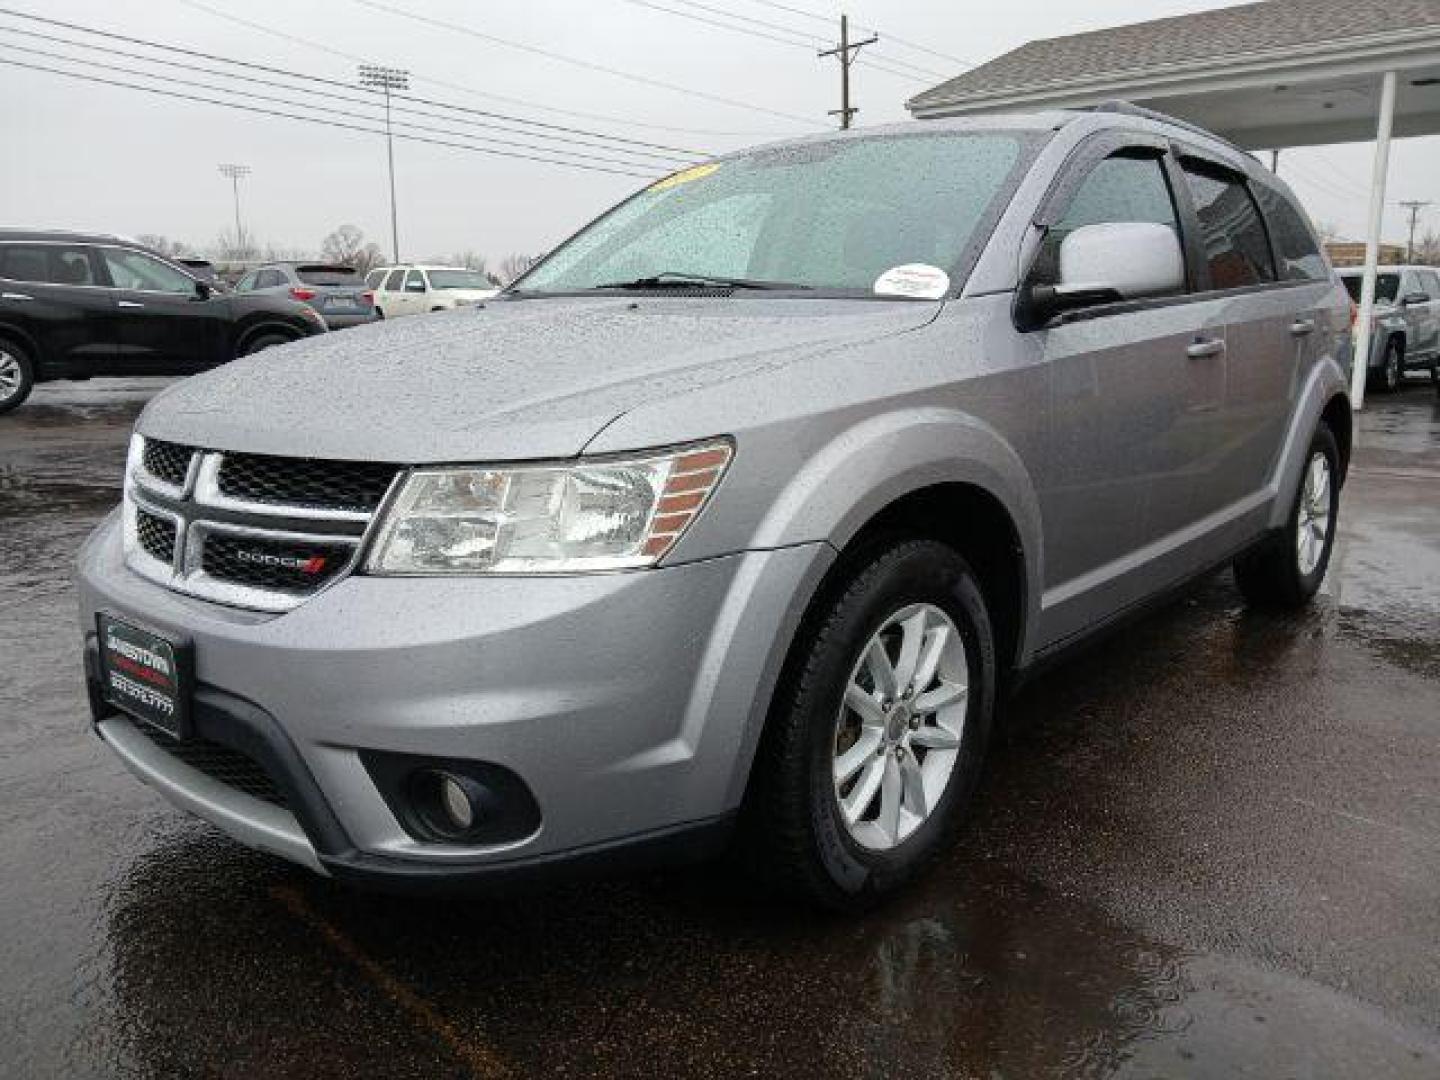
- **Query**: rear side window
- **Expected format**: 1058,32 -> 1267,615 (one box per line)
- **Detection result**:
365,268 -> 387,289
0,244 -> 99,285
1420,270 -> 1440,298
1180,162 -> 1275,290
1256,185 -> 1328,282
296,265 -> 358,285
257,268 -> 287,289
383,268 -> 406,291
1031,152 -> 1181,289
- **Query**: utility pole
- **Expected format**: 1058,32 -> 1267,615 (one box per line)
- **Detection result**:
818,14 -> 877,130
217,163 -> 250,248
1399,199 -> 1431,262
358,64 -> 410,263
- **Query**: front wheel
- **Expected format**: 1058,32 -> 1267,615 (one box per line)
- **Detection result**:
1374,340 -> 1402,393
1234,423 -> 1340,609
744,540 -> 995,910
0,340 -> 35,415
238,332 -> 294,358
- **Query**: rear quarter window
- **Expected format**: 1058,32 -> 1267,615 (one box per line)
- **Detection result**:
1256,185 -> 1329,282
1180,160 -> 1276,290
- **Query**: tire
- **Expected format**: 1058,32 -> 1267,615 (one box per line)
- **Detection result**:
1373,340 -> 1402,393
0,339 -> 35,415
239,332 -> 294,358
744,539 -> 996,910
375,308 -> 385,320
1234,423 -> 1340,610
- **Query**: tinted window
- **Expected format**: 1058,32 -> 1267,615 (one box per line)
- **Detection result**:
1420,270 -> 1440,298
0,244 -> 99,285
1180,162 -> 1275,289
296,265 -> 358,285
365,268 -> 388,289
1340,273 -> 1400,304
103,249 -> 197,294
235,271 -> 258,292
383,268 -> 406,291
1256,186 -> 1327,282
1032,153 -> 1180,288
256,268 -> 287,289
428,269 -> 492,289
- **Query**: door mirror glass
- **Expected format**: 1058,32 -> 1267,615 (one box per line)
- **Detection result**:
1036,221 -> 1185,317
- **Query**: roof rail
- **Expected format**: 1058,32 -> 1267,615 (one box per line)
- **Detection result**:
1080,100 -> 1247,154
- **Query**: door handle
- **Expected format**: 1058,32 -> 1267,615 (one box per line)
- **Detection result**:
1,292 -> 33,302
1289,319 -> 1316,336
117,300 -> 145,309
1186,338 -> 1226,359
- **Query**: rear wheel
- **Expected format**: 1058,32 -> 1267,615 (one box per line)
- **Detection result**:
239,332 -> 294,358
1374,340 -> 1402,393
1234,423 -> 1340,609
0,340 -> 35,415
744,539 -> 995,910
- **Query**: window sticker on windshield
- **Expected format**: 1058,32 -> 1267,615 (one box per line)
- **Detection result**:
873,264 -> 950,300
651,163 -> 720,192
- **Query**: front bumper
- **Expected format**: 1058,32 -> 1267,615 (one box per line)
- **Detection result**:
77,512 -> 831,886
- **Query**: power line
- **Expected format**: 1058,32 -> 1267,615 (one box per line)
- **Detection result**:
619,0 -> 944,82
0,55 -> 661,179
738,0 -> 976,68
170,0 -> 764,141
344,0 -> 824,128
0,6 -> 709,159
0,37 -> 685,173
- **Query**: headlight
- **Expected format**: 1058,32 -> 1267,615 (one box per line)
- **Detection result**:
365,441 -> 732,575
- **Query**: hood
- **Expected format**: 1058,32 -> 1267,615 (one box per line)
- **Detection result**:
438,289 -> 498,303
139,296 -> 938,462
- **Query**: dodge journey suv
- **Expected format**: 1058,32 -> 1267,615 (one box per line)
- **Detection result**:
77,105 -> 1353,908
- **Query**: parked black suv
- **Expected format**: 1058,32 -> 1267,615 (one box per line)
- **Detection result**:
0,230 -> 326,413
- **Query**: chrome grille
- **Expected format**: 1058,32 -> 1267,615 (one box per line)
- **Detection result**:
123,435 -> 401,612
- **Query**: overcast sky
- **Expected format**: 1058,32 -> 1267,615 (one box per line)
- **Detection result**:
2,0 -> 1432,262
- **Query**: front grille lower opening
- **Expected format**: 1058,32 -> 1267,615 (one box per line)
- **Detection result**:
134,723 -> 289,808
135,510 -> 177,565
216,452 -> 399,514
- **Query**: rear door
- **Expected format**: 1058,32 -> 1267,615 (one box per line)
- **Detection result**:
99,246 -> 224,373
0,242 -> 117,376
400,268 -> 429,315
1412,268 -> 1440,361
1171,154 -> 1297,522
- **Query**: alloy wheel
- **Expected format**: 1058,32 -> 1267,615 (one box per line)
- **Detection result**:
832,603 -> 968,852
0,349 -> 22,403
1296,450 -> 1333,577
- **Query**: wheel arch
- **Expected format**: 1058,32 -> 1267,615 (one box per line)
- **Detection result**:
234,319 -> 300,358
0,322 -> 40,367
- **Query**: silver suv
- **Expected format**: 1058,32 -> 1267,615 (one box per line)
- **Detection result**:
77,105 -> 1353,908
1337,264 -> 1440,391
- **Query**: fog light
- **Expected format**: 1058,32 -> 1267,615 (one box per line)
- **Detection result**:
438,772 -> 475,830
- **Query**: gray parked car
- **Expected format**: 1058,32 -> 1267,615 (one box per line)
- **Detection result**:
1337,265 -> 1440,391
233,262 -> 378,330
77,104 -> 1353,908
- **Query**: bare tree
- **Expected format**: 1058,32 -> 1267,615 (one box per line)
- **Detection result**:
136,234 -> 189,257
498,253 -> 541,284
321,224 -> 385,272
1314,220 -> 1343,245
211,227 -> 261,276
1415,229 -> 1440,266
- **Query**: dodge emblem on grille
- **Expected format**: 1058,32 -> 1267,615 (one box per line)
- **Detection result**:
235,550 -> 329,574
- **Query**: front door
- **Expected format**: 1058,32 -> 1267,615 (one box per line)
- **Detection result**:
98,246 -> 222,372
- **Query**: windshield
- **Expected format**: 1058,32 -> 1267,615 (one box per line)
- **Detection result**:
519,132 -> 1030,296
1341,272 -> 1400,304
428,269 -> 493,290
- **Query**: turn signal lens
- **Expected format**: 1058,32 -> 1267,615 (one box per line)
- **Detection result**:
289,286 -> 317,302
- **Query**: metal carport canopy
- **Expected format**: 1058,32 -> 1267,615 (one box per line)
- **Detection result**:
906,0 -> 1440,408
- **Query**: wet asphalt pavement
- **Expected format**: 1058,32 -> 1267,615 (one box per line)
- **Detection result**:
2,379 -> 1438,1079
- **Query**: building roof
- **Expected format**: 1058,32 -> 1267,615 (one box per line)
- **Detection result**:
908,0 -> 1440,114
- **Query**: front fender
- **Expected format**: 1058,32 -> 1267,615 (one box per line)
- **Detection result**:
749,407 -> 1045,658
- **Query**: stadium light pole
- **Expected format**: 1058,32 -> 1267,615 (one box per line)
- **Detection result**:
358,64 -> 410,263
217,163 -> 250,246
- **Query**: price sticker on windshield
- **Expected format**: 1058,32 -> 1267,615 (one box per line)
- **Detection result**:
873,263 -> 950,300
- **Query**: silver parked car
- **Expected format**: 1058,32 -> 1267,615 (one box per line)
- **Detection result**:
1337,265 -> 1440,391
233,262 -> 378,330
77,104 -> 1353,908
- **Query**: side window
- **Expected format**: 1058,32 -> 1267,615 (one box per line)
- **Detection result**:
235,271 -> 257,292
0,245 -> 98,285
384,268 -> 406,292
1180,162 -> 1276,290
1031,153 -> 1181,289
1420,270 -> 1440,299
254,268 -> 281,289
404,269 -> 427,292
365,268 -> 386,289
103,248 -> 196,294
1256,185 -> 1327,282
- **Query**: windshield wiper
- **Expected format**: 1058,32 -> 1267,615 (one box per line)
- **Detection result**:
591,271 -> 811,292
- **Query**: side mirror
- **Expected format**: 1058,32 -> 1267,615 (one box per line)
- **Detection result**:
1031,221 -> 1185,322
1402,291 -> 1429,306
193,280 -> 213,300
